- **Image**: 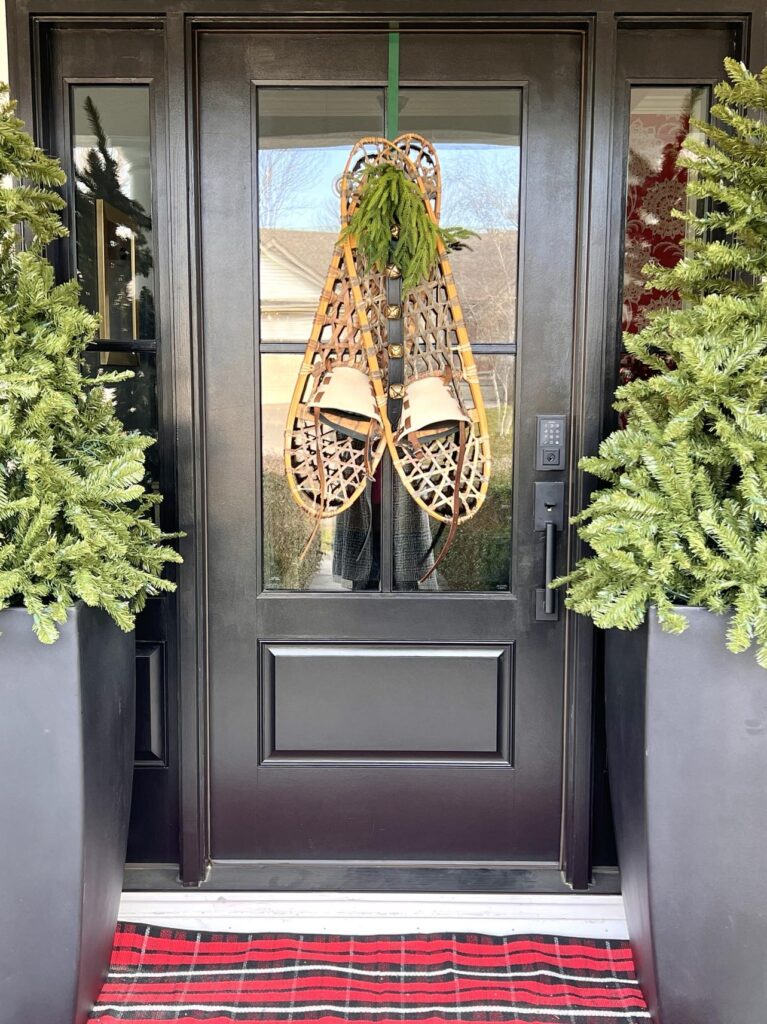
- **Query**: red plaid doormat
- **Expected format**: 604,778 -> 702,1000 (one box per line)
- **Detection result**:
89,922 -> 649,1023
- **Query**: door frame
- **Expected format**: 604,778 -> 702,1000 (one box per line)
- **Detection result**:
7,0 -> 764,892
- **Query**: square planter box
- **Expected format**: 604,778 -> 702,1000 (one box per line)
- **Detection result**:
0,603 -> 135,1024
606,607 -> 767,1024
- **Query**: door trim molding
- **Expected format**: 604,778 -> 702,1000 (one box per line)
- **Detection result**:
559,12 -> 616,894
8,1 -> 759,891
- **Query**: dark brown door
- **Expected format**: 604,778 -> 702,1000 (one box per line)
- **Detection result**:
197,28 -> 582,880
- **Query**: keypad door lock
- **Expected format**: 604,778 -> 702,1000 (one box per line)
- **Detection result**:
536,414 -> 567,471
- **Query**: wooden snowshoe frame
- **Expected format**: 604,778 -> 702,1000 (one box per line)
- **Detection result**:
282,241 -> 388,520
284,133 -> 491,529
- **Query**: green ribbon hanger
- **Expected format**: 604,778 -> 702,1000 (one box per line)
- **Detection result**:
387,30 -> 400,138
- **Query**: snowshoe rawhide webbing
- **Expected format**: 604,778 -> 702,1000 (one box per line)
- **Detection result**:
283,237 -> 387,530
284,133 -> 492,575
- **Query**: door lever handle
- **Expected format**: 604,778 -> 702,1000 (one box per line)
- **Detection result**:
544,520 -> 556,614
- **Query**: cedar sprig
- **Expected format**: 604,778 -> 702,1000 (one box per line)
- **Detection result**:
341,162 -> 475,291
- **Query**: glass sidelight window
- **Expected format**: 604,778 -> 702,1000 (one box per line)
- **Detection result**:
258,86 -> 521,593
71,85 -> 155,341
622,86 -> 708,337
71,85 -> 160,497
82,349 -> 160,487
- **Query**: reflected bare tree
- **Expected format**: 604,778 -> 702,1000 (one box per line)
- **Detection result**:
442,150 -> 520,232
489,360 -> 514,437
258,147 -> 323,229
443,150 -> 519,436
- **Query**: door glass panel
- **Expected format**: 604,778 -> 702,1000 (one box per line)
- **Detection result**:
259,87 -> 519,593
623,86 -> 709,339
262,353 -> 324,590
257,89 -> 384,590
394,354 -> 514,592
398,88 -> 522,345
393,89 -> 520,591
257,88 -> 384,345
71,86 -> 154,340
257,89 -> 384,591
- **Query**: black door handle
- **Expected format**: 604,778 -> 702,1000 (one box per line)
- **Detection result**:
544,520 -> 556,614
534,482 -> 564,622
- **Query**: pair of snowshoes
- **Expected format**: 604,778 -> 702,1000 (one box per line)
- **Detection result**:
283,133 -> 491,580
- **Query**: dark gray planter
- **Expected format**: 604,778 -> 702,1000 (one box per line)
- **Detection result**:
606,606 -> 767,1024
0,602 -> 135,1024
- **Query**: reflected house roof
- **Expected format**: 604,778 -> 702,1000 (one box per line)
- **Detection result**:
259,227 -> 519,346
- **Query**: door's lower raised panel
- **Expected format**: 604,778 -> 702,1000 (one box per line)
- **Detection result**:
260,642 -> 513,765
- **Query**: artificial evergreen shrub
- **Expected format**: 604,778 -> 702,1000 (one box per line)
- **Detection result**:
0,85 -> 180,642
557,59 -> 767,665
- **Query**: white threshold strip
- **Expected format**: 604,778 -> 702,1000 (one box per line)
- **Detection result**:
119,891 -> 628,940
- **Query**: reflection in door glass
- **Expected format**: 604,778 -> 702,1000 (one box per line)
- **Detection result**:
71,86 -> 154,340
257,88 -> 384,345
399,88 -> 522,346
394,355 -> 514,592
622,87 -> 708,352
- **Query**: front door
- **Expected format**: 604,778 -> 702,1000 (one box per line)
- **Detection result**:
197,27 -> 582,882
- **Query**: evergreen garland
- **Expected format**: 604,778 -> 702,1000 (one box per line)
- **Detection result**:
556,59 -> 767,666
0,85 -> 181,643
342,163 -> 474,291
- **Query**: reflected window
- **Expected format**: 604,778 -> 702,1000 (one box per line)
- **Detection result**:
395,89 -> 519,591
399,88 -> 522,345
622,87 -> 708,344
71,86 -> 154,340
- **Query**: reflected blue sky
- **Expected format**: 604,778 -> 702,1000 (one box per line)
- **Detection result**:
258,144 -> 521,232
